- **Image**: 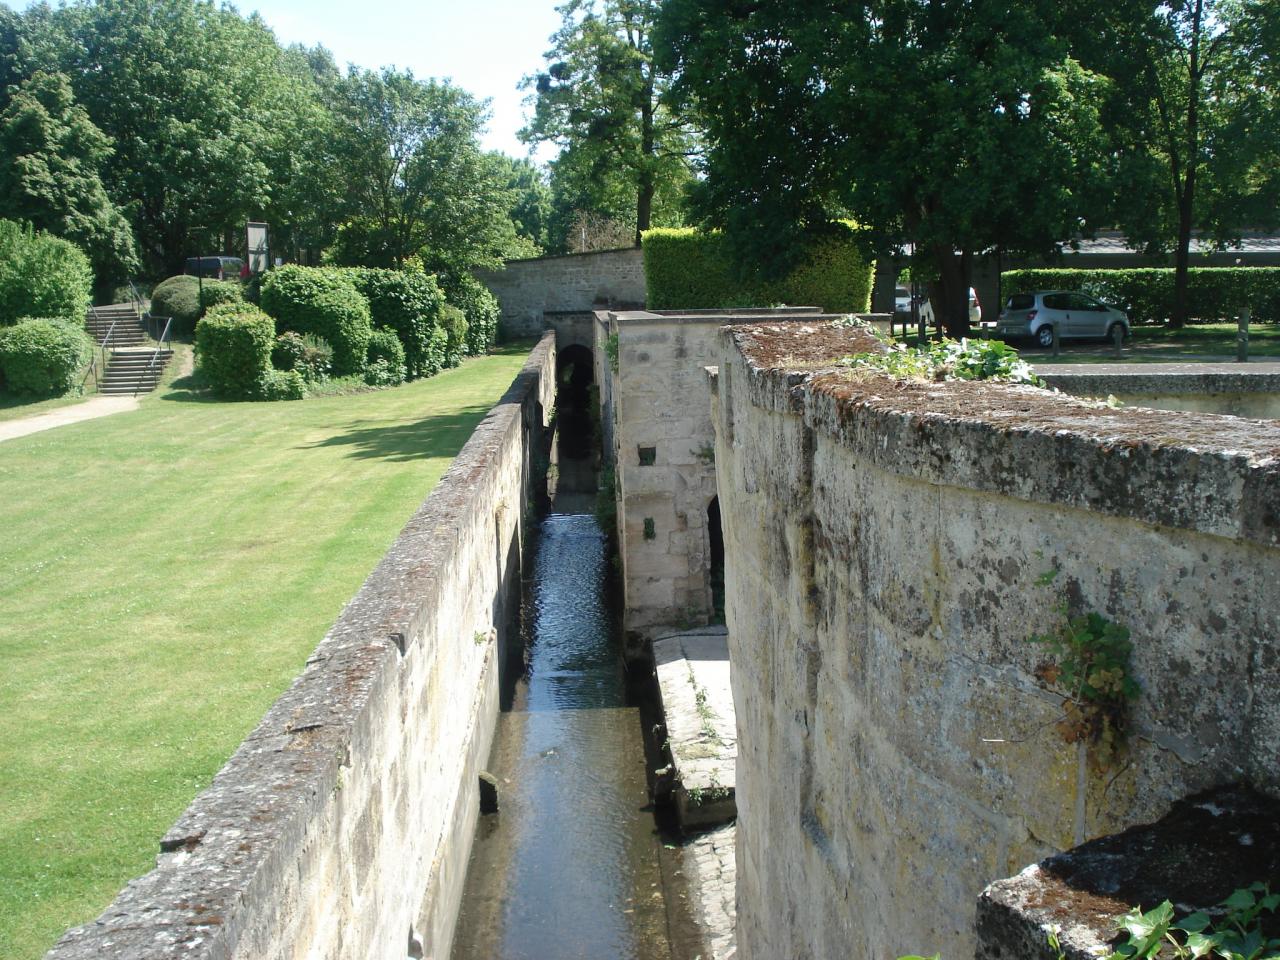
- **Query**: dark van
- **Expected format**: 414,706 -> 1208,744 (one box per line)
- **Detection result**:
183,256 -> 244,280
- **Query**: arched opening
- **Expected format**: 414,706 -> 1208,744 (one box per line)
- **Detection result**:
555,344 -> 595,462
708,496 -> 725,624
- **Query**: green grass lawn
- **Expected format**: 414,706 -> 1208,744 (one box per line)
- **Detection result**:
0,344 -> 532,959
1025,322 -> 1280,364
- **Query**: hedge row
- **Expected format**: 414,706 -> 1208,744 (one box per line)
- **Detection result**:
260,266 -> 371,375
0,219 -> 93,327
344,267 -> 446,378
1001,268 -> 1280,324
0,317 -> 93,396
643,224 -> 875,313
438,272 -> 499,357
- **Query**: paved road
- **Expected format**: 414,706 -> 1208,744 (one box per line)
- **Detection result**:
0,396 -> 139,443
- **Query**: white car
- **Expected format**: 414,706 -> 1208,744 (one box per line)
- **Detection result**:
997,291 -> 1130,348
919,287 -> 982,328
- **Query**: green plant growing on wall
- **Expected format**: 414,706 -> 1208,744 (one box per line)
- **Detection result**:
840,338 -> 1044,386
604,332 -> 619,373
1105,884 -> 1280,960
1029,577 -> 1140,768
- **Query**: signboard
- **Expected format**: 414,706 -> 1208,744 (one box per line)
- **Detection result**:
246,221 -> 269,273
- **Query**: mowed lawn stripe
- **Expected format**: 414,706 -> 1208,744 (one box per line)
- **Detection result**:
0,344 -> 532,959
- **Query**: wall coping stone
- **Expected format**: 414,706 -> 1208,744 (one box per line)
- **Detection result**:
723,320 -> 1280,547
47,333 -> 558,960
1041,363 -> 1280,397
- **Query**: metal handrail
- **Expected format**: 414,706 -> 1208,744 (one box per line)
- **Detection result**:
138,316 -> 172,395
128,280 -> 145,320
80,353 -> 98,393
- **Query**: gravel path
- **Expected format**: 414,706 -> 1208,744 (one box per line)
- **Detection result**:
0,396 -> 139,443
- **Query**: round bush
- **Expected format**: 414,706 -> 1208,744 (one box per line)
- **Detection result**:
271,330 -> 306,371
0,317 -> 93,396
366,327 -> 406,383
439,272 -> 499,356
199,280 -> 244,313
150,275 -> 202,336
439,304 -> 468,369
343,267 -> 446,379
195,302 -> 275,399
0,220 -> 93,326
259,266 -> 371,375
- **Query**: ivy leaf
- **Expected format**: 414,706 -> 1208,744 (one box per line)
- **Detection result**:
1177,913 -> 1213,935
1225,889 -> 1258,912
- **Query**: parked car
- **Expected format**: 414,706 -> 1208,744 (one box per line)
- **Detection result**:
894,285 -> 911,313
183,256 -> 244,280
997,291 -> 1130,348
919,287 -> 982,328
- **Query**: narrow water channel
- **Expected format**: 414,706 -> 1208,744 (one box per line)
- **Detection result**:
450,349 -> 693,960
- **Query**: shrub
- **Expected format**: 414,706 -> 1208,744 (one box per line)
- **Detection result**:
199,279 -> 243,313
0,219 -> 93,326
150,275 -> 203,336
1001,268 -> 1280,325
439,304 -> 468,369
365,327 -> 406,383
272,331 -> 333,383
195,302 -> 275,398
643,223 -> 875,312
342,267 -> 446,378
363,358 -> 402,387
259,265 -> 372,375
258,368 -> 306,401
0,317 -> 93,395
439,272 -> 500,355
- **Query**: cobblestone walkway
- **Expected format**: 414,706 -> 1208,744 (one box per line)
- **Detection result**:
682,823 -> 737,959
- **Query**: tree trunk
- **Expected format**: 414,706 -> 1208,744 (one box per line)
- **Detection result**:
1172,189 -> 1194,328
929,245 -> 971,338
634,66 -> 656,248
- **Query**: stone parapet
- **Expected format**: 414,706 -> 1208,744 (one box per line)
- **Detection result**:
48,334 -> 557,960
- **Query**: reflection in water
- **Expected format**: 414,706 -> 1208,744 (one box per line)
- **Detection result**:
450,513 -> 673,960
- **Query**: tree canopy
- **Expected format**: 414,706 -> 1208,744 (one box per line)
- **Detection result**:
523,0 -> 698,248
0,71 -> 136,282
656,0 -> 1112,335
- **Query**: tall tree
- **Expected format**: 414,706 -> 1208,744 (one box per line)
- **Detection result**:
0,70 -> 136,281
522,0 -> 697,247
29,0 -> 299,275
493,153 -> 553,253
1080,0 -> 1280,326
656,0 -> 1112,336
326,67 -> 528,271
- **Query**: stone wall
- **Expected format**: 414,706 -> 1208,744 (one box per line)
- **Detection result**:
476,248 -> 645,340
710,320 -> 1280,960
602,309 -> 833,646
49,334 -> 558,960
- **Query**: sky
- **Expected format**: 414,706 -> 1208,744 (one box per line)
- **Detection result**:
10,0 -> 565,162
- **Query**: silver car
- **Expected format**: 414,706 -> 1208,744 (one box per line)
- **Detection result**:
997,291 -> 1129,348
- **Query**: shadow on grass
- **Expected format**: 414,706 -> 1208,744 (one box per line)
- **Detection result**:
303,405 -> 493,461
157,373 -> 221,403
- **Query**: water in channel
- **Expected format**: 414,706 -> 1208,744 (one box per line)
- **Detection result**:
451,355 -> 690,960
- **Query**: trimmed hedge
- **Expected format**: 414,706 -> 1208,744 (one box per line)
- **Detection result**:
439,304 -> 468,369
150,275 -> 202,336
342,267 -> 445,378
439,272 -> 499,355
200,280 -> 244,313
260,266 -> 372,376
195,302 -> 275,399
643,224 -> 875,312
0,317 -> 93,395
0,219 -> 93,326
1001,268 -> 1280,325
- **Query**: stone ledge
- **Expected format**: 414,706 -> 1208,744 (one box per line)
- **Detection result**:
723,321 -> 1280,547
977,785 -> 1280,960
1041,363 -> 1280,397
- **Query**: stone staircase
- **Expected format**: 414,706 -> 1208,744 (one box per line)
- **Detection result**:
85,304 -> 148,347
85,304 -> 174,395
99,348 -> 174,395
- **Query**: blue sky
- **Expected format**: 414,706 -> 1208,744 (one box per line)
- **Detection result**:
9,0 -> 565,161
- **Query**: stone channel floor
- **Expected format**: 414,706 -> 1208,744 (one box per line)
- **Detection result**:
681,823 -> 737,960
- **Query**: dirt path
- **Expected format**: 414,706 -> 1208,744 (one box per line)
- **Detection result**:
0,396 -> 139,443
